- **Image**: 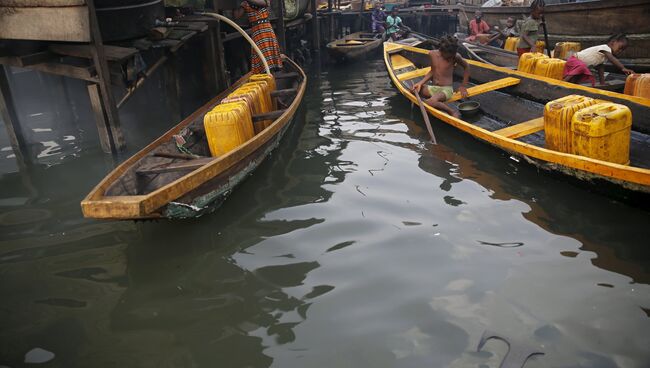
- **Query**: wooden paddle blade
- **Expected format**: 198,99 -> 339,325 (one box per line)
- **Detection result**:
415,92 -> 437,144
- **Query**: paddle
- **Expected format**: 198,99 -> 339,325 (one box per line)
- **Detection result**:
414,88 -> 438,144
540,15 -> 553,57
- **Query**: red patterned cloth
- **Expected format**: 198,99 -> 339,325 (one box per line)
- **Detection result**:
242,1 -> 283,73
563,55 -> 595,86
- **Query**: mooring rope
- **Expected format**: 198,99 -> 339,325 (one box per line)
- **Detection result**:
200,11 -> 272,75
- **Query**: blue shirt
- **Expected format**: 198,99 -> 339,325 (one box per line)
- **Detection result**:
386,15 -> 402,35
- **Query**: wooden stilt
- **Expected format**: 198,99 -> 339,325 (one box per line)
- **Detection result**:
87,83 -> 114,153
276,0 -> 287,52
87,0 -> 125,152
0,66 -> 32,167
311,0 -> 320,52
164,57 -> 182,123
213,18 -> 229,88
205,25 -> 220,95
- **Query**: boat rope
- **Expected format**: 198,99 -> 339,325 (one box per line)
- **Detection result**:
200,12 -> 271,75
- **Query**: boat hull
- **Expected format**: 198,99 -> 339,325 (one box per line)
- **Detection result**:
81,56 -> 306,220
326,32 -> 383,61
383,42 -> 650,203
458,0 -> 650,62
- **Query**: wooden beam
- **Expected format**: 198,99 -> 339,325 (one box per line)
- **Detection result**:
397,67 -> 430,81
164,57 -> 182,123
0,66 -> 32,167
49,44 -> 138,62
274,72 -> 299,79
0,57 -> 98,82
493,117 -> 545,139
87,0 -> 125,152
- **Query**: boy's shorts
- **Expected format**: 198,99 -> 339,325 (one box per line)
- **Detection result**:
427,85 -> 454,101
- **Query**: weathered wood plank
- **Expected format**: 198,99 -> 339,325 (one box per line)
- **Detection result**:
448,77 -> 521,102
0,6 -> 90,42
0,57 -> 98,82
136,157 -> 215,175
252,109 -> 287,122
49,44 -> 138,62
270,88 -> 297,97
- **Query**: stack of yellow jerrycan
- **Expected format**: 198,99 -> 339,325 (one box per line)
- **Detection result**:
518,52 -> 548,74
571,102 -> 632,164
544,95 -> 597,153
533,58 -> 566,80
227,81 -> 273,134
554,42 -> 581,60
204,101 -> 254,157
624,73 -> 650,99
504,38 -> 545,53
504,37 -> 518,52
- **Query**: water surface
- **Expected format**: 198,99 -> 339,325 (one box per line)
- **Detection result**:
1,58 -> 649,368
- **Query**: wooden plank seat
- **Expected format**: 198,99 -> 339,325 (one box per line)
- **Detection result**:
493,117 -> 545,139
447,77 -> 520,102
397,67 -> 430,81
136,157 -> 214,175
252,109 -> 287,123
273,72 -> 299,79
270,88 -> 297,97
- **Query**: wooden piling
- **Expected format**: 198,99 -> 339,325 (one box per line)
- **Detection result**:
0,66 -> 32,167
87,0 -> 125,153
276,0 -> 287,52
311,0 -> 320,52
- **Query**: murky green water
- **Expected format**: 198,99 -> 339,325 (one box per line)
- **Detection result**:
1,58 -> 650,367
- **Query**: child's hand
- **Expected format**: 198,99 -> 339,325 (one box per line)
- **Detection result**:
622,68 -> 634,75
459,86 -> 468,98
412,84 -> 422,93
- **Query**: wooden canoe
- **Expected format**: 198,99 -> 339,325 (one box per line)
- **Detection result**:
384,42 -> 650,202
81,56 -> 306,220
459,41 -> 628,92
457,0 -> 650,65
326,32 -> 383,61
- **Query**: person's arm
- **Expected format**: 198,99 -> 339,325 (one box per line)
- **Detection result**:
413,53 -> 437,93
456,54 -> 470,98
597,64 -> 606,85
601,50 -> 634,75
481,21 -> 490,34
521,33 -> 536,52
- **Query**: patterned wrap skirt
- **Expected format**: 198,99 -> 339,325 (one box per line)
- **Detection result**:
250,21 -> 283,74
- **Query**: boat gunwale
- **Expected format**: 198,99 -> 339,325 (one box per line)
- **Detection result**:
383,42 -> 650,189
81,56 -> 307,218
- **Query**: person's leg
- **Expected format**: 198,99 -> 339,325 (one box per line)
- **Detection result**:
425,92 -> 459,118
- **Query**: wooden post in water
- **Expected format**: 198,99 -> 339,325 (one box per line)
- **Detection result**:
311,0 -> 320,53
164,58 -> 182,124
0,66 -> 32,167
328,0 -> 335,43
276,0 -> 287,52
87,0 -> 125,153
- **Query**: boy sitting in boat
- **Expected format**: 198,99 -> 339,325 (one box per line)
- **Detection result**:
386,7 -> 409,41
517,0 -> 544,56
412,36 -> 470,118
563,34 -> 634,86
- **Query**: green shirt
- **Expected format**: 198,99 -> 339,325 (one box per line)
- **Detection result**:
517,16 -> 540,48
386,15 -> 402,35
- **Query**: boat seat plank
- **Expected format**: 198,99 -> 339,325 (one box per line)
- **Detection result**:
493,117 -> 545,139
397,67 -> 430,81
252,109 -> 287,122
448,77 -> 520,102
391,54 -> 414,71
136,157 -> 215,176
270,88 -> 297,97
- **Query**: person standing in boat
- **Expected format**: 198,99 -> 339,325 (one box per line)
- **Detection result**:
411,36 -> 470,119
371,3 -> 387,35
234,0 -> 283,73
465,11 -> 491,43
516,0 -> 544,57
563,34 -> 634,86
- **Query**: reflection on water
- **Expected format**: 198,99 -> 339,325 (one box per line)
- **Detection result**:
1,58 -> 649,368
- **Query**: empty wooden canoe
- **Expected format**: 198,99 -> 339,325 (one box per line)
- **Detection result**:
81,56 -> 306,220
326,32 -> 383,61
384,42 -> 650,203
